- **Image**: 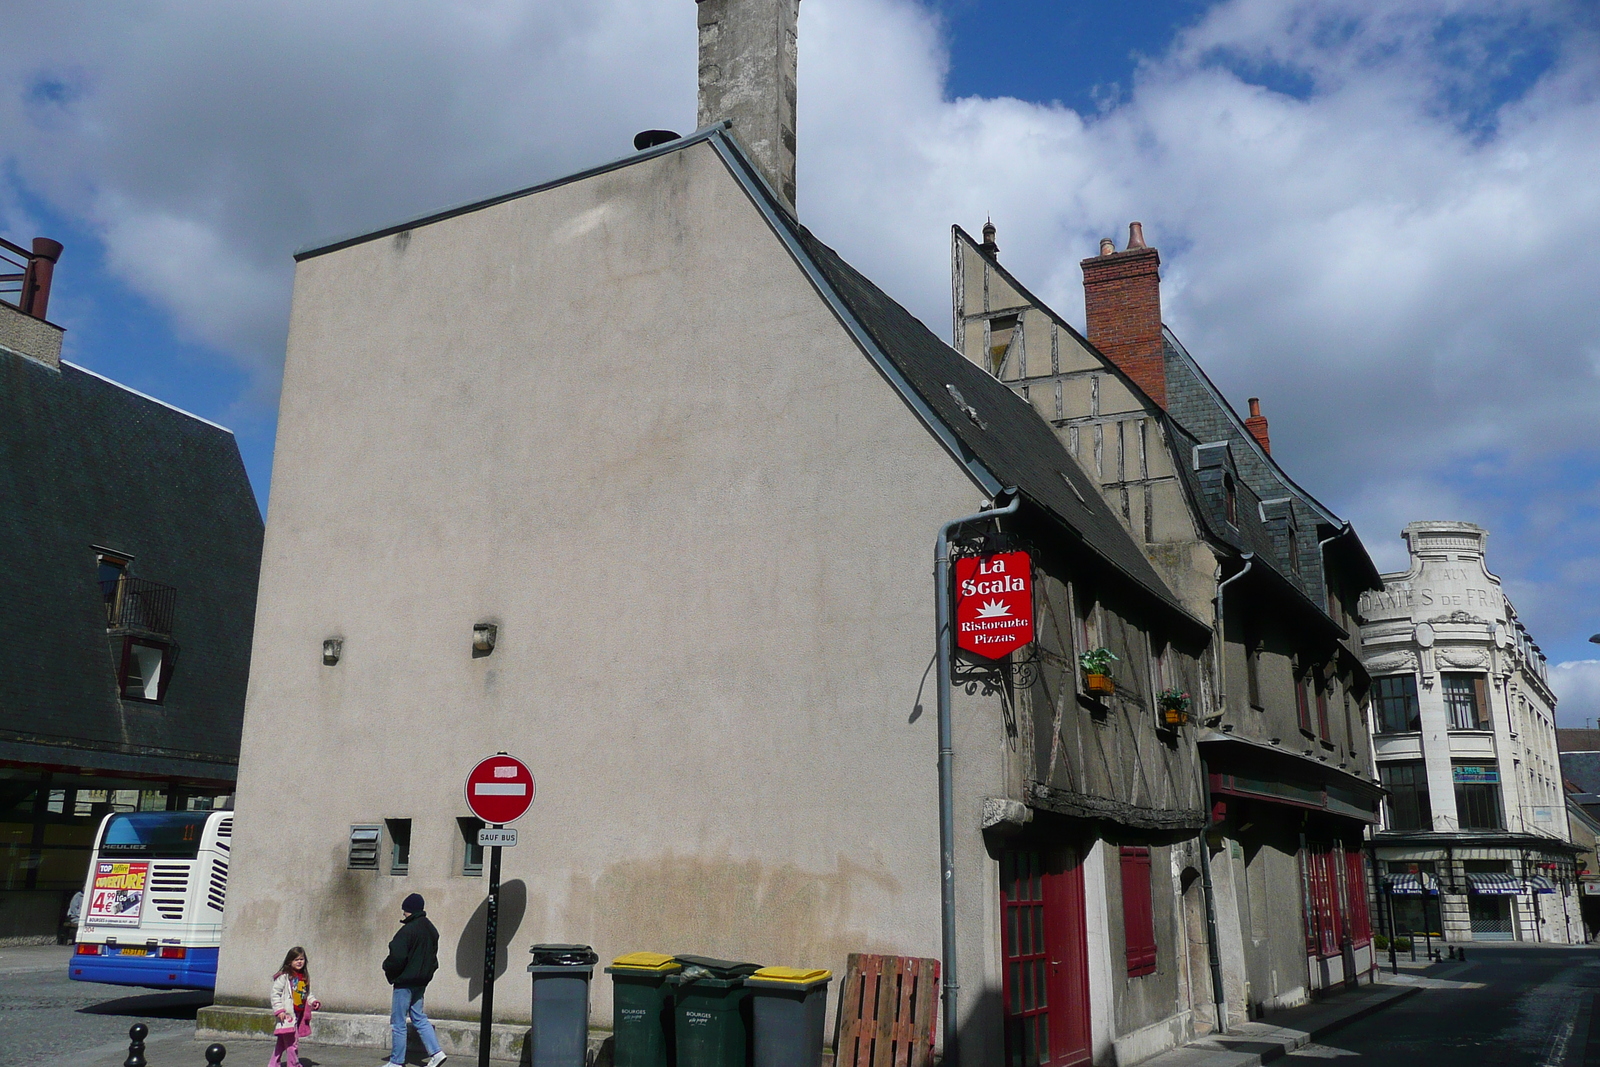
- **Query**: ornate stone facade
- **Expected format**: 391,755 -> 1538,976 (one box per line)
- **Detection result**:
1360,521 -> 1582,943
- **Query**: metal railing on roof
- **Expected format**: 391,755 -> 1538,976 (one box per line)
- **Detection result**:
103,576 -> 178,636
0,236 -> 28,309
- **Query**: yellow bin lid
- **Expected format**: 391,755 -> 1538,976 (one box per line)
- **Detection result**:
610,952 -> 680,972
751,966 -> 831,985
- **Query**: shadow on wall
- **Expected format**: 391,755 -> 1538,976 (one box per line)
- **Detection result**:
455,878 -> 528,1001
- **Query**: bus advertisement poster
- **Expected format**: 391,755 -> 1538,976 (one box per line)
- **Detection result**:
87,860 -> 148,926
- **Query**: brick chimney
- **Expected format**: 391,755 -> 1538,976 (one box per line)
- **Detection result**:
1081,222 -> 1165,408
1244,397 -> 1271,454
697,0 -> 800,214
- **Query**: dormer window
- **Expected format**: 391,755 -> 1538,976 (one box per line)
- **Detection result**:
1224,473 -> 1238,527
1287,526 -> 1301,574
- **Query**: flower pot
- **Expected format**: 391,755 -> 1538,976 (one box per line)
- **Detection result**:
1162,706 -> 1187,726
1084,673 -> 1115,695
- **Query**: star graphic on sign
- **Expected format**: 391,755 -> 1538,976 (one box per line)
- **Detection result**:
975,599 -> 1012,618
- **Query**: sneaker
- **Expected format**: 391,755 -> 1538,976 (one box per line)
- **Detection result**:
425,1053 -> 448,1067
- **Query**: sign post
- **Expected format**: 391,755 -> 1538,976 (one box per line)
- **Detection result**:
464,753 -> 536,1067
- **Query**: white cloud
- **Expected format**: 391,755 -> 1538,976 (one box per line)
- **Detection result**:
4,0 -> 1600,656
1552,660 -> 1600,728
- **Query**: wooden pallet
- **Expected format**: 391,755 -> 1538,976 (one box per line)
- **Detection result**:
833,952 -> 941,1067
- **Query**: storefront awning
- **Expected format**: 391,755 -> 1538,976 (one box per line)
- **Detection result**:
1467,873 -> 1523,895
1530,875 -> 1556,894
1385,873 -> 1438,895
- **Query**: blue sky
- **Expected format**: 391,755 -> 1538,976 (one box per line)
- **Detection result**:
5,0 -> 1600,716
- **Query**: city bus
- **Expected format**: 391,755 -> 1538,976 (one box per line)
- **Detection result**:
69,807 -> 232,989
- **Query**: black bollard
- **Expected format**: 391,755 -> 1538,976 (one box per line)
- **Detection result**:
1458,948 -> 1466,962
205,1043 -> 228,1066
125,1024 -> 148,1067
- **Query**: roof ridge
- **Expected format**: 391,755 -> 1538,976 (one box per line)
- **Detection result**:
62,361 -> 234,434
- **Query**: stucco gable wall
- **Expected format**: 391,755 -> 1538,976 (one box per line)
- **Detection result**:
222,142 -> 1005,1028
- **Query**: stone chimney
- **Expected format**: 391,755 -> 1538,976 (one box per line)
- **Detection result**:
697,0 -> 800,213
1081,222 -> 1165,408
1245,398 -> 1271,454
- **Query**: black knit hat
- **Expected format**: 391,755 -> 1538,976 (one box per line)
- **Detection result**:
402,893 -> 424,913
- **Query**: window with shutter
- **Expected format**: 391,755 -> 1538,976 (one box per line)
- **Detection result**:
1120,846 -> 1156,977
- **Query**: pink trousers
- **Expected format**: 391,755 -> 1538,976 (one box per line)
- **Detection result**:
269,1029 -> 300,1067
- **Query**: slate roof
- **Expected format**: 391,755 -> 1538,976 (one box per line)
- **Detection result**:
0,348 -> 263,778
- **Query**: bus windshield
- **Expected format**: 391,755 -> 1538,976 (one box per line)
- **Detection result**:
100,812 -> 212,858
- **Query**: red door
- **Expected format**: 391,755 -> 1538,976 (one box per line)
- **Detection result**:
1001,847 -> 1091,1067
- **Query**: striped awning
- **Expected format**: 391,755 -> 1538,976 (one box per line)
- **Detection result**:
1530,875 -> 1556,895
1467,873 -> 1522,895
1385,873 -> 1438,895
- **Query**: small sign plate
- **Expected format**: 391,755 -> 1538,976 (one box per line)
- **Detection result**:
477,827 -> 518,847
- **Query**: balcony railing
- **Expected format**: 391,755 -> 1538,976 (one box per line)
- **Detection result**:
0,234 -> 63,320
103,577 -> 177,637
0,237 -> 28,309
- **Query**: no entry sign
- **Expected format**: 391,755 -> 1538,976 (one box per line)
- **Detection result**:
465,753 -> 536,825
954,550 -> 1034,659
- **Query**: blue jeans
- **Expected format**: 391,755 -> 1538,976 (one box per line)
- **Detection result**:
390,985 -> 441,1065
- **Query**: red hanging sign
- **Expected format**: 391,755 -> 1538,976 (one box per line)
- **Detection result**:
954,550 -> 1034,659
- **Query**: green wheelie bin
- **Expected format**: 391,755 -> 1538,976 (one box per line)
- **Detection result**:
671,956 -> 762,1067
606,952 -> 682,1067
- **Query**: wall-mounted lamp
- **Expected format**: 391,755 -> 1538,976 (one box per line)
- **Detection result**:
323,638 -> 343,666
472,623 -> 498,657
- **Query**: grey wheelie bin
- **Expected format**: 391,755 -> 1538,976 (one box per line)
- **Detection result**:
527,944 -> 599,1067
747,967 -> 832,1067
606,951 -> 682,1067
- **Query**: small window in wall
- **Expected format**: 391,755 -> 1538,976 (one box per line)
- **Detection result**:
1223,473 -> 1238,527
1287,526 -> 1301,575
1245,636 -> 1263,710
458,816 -> 485,877
348,825 -> 381,869
118,637 -> 174,703
386,818 -> 411,875
1373,674 -> 1421,733
1443,673 -> 1490,730
1315,673 -> 1331,741
1295,666 -> 1314,734
1120,846 -> 1157,977
987,313 -> 1018,373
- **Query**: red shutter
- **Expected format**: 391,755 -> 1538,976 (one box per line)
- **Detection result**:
1120,846 -> 1157,976
1344,849 -> 1372,947
1315,682 -> 1330,740
1302,844 -> 1344,958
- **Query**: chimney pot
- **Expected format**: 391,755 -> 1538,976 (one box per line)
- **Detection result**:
1244,397 -> 1271,454
1099,238 -> 1115,256
20,237 -> 63,321
1127,221 -> 1146,249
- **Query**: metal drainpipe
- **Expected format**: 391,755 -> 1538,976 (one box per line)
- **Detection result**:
934,489 -> 1019,1067
1198,553 -> 1252,1034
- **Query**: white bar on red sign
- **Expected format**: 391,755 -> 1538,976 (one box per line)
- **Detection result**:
474,783 -> 527,795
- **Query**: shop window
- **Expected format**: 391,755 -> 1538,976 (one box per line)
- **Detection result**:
1303,844 -> 1343,958
386,818 -> 411,875
118,637 -> 174,704
1373,674 -> 1421,733
1120,846 -> 1156,976
1454,766 -> 1504,830
1442,672 -> 1489,730
1380,762 -> 1432,832
458,816 -> 484,877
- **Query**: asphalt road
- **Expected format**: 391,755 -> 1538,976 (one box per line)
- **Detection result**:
0,944 -> 213,1067
1289,944 -> 1600,1066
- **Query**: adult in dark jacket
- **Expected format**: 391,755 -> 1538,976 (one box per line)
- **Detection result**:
383,893 -> 446,1067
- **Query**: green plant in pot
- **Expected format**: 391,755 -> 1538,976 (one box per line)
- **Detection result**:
1158,687 -> 1191,726
1080,648 -> 1117,695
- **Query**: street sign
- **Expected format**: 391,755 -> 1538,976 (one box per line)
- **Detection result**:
954,550 -> 1034,659
477,827 -> 518,847
465,753 -> 536,825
